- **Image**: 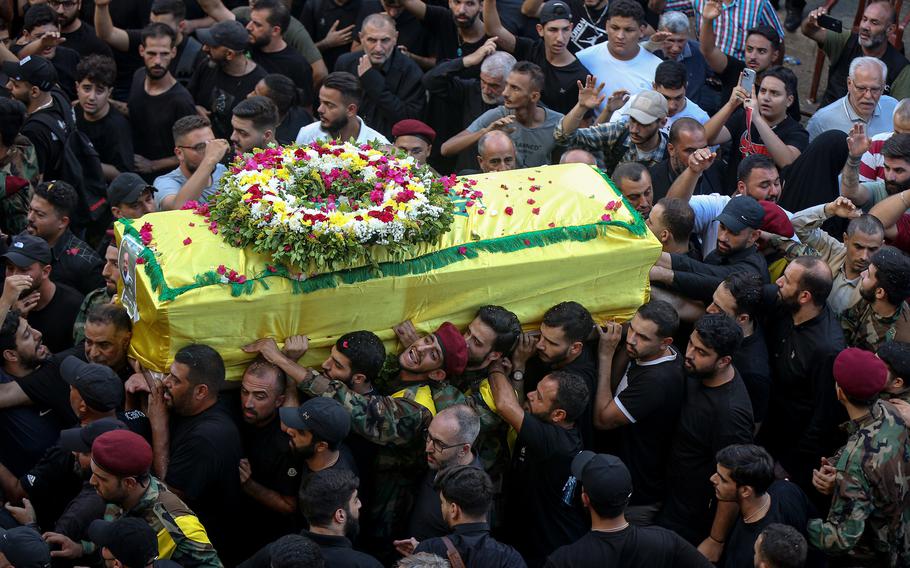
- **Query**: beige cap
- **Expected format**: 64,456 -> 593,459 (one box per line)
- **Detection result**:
623,90 -> 669,124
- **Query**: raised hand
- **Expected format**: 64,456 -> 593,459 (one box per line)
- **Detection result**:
605,89 -> 630,115
728,85 -> 748,108
323,20 -> 355,48
687,148 -> 718,174
847,123 -> 871,159
826,196 -> 861,219
283,335 -> 309,361
702,0 -> 722,21
596,321 -> 623,356
1,274 -> 32,305
463,36 -> 498,67
393,320 -> 420,347
357,53 -> 372,77
576,75 -> 606,111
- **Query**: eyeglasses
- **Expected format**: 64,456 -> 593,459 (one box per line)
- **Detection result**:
424,429 -> 466,453
178,140 -> 213,153
853,85 -> 884,96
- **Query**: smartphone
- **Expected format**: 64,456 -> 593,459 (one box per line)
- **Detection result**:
740,68 -> 756,94
817,14 -> 843,33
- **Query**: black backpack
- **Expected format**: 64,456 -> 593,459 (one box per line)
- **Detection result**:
30,91 -> 109,226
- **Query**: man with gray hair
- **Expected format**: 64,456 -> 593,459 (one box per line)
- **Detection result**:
649,10 -> 715,113
807,56 -> 899,141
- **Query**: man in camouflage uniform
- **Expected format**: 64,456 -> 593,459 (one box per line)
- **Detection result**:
877,341 -> 910,404
89,429 -> 223,567
807,348 -> 910,567
73,244 -> 118,343
839,246 -> 910,351
0,98 -> 39,237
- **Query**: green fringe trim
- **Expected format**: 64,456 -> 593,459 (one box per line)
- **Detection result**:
115,172 -> 649,301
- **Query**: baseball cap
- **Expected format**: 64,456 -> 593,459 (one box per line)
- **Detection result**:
0,527 -> 51,568
392,119 -> 436,144
2,234 -> 52,267
107,173 -> 156,206
59,418 -> 127,453
834,347 -> 888,400
571,451 -> 633,509
88,518 -> 158,567
622,91 -> 668,125
434,322 -> 468,378
1,55 -> 57,91
539,0 -> 573,24
279,397 -> 351,444
715,196 -> 765,234
61,356 -> 124,412
91,430 -> 153,477
197,20 -> 250,51
758,200 -> 794,238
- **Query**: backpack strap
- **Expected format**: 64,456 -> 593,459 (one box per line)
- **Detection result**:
175,36 -> 203,82
441,536 -> 466,568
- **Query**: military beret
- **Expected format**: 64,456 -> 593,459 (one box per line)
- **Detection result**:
834,347 -> 888,400
91,430 -> 152,477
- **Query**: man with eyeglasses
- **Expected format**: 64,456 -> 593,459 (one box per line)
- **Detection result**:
50,0 -> 112,58
808,56 -> 898,142
153,114 -> 229,211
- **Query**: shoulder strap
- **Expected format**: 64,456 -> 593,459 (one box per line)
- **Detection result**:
441,536 -> 466,568
176,37 -> 203,79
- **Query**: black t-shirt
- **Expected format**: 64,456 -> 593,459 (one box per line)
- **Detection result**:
612,348 -> 684,505
513,37 -> 590,115
734,331 -> 771,424
238,415 -> 302,552
27,282 -> 83,354
506,412 -> 587,566
422,5 -> 488,62
251,45 -> 313,106
563,0 -> 609,53
649,157 -> 723,202
407,454 -> 483,541
62,22 -> 114,58
13,348 -> 80,428
276,106 -> 314,145
544,525 -> 712,568
127,69 -> 197,178
20,445 -> 82,531
165,405 -> 243,557
658,373 -> 754,545
300,0 -> 363,71
76,105 -> 134,174
723,108 -> 808,189
188,63 -> 268,139
355,0 -> 435,57
51,46 -> 81,101
721,480 -> 814,568
719,57 -> 801,122
127,31 -> 205,87
0,370 -> 61,477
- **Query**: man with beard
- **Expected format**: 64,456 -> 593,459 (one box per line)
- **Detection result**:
758,256 -> 847,511
839,246 -> 910,350
50,0 -> 112,58
646,197 -> 695,255
154,115 -> 230,211
656,314 -> 753,563
555,83 -> 668,174
3,234 -> 82,353
612,162 -> 654,219
143,343 -> 243,563
335,14 -> 426,139
786,196 -> 884,314
593,301 -> 685,526
127,23 -> 198,182
808,58 -> 898,141
483,0 -> 590,115
295,72 -> 389,145
246,0 -> 313,100
803,0 -> 910,105
230,96 -> 279,155
842,128 -> 910,213
649,118 -> 722,201
189,20 -> 267,139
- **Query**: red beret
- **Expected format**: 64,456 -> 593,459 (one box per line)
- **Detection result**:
434,322 -> 468,378
834,348 -> 888,399
392,119 -> 436,144
91,430 -> 152,477
759,200 -> 794,238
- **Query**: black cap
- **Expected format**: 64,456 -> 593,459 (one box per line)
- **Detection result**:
61,356 -> 124,412
88,518 -> 158,567
0,527 -> 51,568
571,451 -> 633,510
197,20 -> 250,51
539,0 -> 573,24
279,397 -> 351,444
59,418 -> 127,453
715,195 -> 765,234
2,234 -> 52,267
107,173 -> 156,206
1,55 -> 57,91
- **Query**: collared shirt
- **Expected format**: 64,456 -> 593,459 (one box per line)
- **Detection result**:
663,0 -> 783,61
553,118 -> 668,173
153,164 -> 227,209
295,116 -> 390,146
807,95 -> 899,142
416,522 -> 527,567
48,229 -> 105,296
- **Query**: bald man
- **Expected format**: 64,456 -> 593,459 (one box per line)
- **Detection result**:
477,130 -> 517,173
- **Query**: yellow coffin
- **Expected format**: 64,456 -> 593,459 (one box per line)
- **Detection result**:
114,163 -> 661,380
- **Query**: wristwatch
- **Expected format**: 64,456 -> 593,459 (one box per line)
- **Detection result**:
511,370 -> 524,382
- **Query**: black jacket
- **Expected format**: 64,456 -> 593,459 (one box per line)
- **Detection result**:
670,245 -> 769,302
415,523 -> 527,568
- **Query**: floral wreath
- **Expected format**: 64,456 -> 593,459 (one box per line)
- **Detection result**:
208,141 -> 456,271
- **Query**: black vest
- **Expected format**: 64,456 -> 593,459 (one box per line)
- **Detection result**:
821,33 -> 909,106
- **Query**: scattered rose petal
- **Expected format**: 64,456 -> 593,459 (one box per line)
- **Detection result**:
504,207 -> 514,216
548,222 -> 556,228
136,257 -> 146,264
216,265 -> 226,275
532,207 -> 540,215
523,239 -> 531,246
477,209 -> 485,215
188,222 -> 195,227
601,214 -> 612,222
183,237 -> 192,245
527,198 -> 535,205
457,246 -> 468,255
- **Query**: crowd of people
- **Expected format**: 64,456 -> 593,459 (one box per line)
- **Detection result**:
1,0 -> 910,565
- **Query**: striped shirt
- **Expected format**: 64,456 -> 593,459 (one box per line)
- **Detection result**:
860,131 -> 893,182
664,0 -> 784,61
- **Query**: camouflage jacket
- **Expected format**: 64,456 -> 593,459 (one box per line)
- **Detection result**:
0,135 -> 38,236
839,300 -> 910,352
73,287 -> 113,343
807,401 -> 910,566
103,477 -> 223,568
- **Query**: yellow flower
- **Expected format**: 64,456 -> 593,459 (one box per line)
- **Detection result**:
328,212 -> 349,227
